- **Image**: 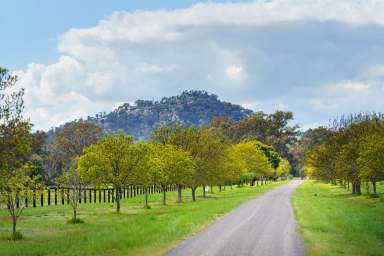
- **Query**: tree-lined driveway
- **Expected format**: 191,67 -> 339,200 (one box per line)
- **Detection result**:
165,180 -> 304,256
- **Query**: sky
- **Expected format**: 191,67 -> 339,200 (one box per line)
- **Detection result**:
2,0 -> 384,130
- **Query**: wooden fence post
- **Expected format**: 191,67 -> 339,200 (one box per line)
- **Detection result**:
33,191 -> 36,208
54,189 -> 57,205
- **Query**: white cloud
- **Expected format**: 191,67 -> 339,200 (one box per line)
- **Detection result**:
307,80 -> 383,113
15,0 -> 384,130
226,65 -> 244,81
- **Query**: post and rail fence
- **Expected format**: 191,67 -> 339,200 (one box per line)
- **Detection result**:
15,184 -> 178,209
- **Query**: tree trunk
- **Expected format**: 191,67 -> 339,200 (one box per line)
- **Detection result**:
162,185 -> 167,205
191,187 -> 196,202
202,184 -> 206,197
356,182 -> 361,195
219,185 -> 222,192
73,207 -> 77,222
372,180 -> 377,195
12,216 -> 17,239
177,184 -> 182,203
210,186 -> 214,194
116,188 -> 121,212
352,182 -> 361,195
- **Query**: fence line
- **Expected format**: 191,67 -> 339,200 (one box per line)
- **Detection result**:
19,184 -> 178,208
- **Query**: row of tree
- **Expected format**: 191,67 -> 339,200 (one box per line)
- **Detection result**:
303,114 -> 384,195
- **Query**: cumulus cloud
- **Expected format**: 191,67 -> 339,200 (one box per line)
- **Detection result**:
16,0 -> 384,130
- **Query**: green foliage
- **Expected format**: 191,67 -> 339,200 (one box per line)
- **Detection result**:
145,143 -> 194,186
78,130 -> 147,212
0,67 -> 43,240
304,114 -> 384,194
226,141 -> 274,182
209,111 -> 298,174
47,122 -> 102,180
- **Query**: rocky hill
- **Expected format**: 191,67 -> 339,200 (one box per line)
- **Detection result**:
48,90 -> 253,140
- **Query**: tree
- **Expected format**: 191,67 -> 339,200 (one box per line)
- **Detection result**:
303,113 -> 384,194
32,130 -> 48,156
228,141 -> 274,185
151,125 -> 227,201
0,67 -> 42,240
56,161 -> 89,223
0,165 -> 42,240
48,122 -> 102,180
209,111 -> 299,174
143,143 -> 194,205
275,158 -> 291,179
358,132 -> 384,194
222,146 -> 246,186
78,130 -> 146,212
290,127 -> 330,174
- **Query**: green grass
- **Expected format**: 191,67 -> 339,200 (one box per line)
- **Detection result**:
0,181 -> 284,256
293,180 -> 384,256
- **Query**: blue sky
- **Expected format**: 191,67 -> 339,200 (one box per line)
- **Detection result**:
2,0 -> 233,69
3,0 -> 384,130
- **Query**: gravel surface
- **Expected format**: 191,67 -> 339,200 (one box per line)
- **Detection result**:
165,180 -> 304,256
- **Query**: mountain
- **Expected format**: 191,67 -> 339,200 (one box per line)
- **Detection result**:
48,90 -> 253,140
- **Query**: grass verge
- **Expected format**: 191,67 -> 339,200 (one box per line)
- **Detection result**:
293,180 -> 384,256
0,181 -> 284,256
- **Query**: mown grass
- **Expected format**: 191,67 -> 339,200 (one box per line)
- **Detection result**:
293,180 -> 384,256
0,181 -> 284,256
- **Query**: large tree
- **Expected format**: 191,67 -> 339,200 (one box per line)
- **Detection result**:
209,111 -> 298,174
151,125 -> 228,201
228,141 -> 274,185
143,143 -> 194,205
48,122 -> 102,180
0,67 -> 42,240
78,130 -> 146,212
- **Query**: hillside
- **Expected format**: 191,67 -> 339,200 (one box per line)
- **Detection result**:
48,90 -> 253,140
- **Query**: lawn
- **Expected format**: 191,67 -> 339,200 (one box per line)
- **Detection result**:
0,181 -> 284,256
293,180 -> 384,256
